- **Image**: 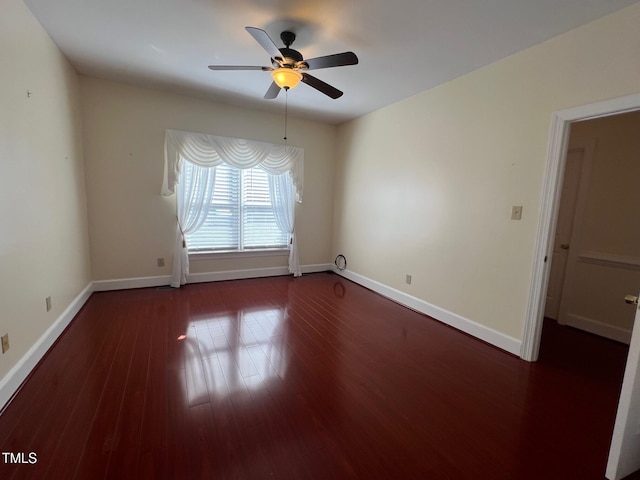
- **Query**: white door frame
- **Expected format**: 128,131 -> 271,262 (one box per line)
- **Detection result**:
521,93 -> 640,362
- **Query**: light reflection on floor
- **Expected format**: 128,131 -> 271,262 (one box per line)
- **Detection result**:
180,306 -> 289,405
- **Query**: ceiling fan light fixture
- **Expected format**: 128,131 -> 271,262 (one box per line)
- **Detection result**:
271,67 -> 302,90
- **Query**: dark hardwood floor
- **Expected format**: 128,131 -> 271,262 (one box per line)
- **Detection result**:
0,272 -> 636,479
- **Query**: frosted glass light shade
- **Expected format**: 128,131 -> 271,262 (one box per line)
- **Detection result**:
271,68 -> 302,89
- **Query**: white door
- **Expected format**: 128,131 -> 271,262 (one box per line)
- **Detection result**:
606,293 -> 640,479
544,148 -> 586,320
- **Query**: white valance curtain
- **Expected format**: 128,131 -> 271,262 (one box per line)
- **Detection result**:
162,129 -> 304,287
163,129 -> 303,200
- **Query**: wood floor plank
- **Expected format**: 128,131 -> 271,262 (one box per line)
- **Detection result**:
134,301 -> 169,478
104,303 -> 155,479
0,273 -> 636,479
72,308 -> 142,479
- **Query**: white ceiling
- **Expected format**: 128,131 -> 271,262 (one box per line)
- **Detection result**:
24,0 -> 639,124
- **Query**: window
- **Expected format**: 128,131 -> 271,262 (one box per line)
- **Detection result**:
164,129 -> 303,285
183,161 -> 288,252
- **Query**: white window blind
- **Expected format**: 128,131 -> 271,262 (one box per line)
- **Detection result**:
184,162 -> 288,252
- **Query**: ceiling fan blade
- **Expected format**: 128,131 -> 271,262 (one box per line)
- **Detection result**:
304,52 -> 358,70
245,27 -> 282,60
208,65 -> 272,71
264,81 -> 281,100
301,73 -> 343,99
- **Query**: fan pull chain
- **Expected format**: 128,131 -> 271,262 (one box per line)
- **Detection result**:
283,87 -> 289,142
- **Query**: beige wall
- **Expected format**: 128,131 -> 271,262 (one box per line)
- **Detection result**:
560,111 -> 640,337
333,4 -> 640,341
0,0 -> 91,379
80,77 -> 337,280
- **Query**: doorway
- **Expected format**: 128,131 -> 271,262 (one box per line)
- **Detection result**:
521,93 -> 640,362
543,110 -> 640,344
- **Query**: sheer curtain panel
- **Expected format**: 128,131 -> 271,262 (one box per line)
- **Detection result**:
163,129 -> 304,286
269,173 -> 300,277
171,163 -> 216,287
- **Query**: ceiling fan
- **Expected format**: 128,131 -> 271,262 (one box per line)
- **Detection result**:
208,27 -> 358,100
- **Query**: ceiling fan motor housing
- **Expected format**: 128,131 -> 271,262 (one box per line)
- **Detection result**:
275,32 -> 304,67
278,47 -> 303,63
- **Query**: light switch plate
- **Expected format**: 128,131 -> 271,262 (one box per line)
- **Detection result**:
511,205 -> 523,220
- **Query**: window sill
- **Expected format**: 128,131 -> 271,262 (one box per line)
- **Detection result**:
189,248 -> 289,260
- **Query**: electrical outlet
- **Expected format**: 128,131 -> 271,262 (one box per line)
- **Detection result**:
157,257 -> 165,267
1,334 -> 9,354
45,296 -> 52,312
406,274 -> 412,285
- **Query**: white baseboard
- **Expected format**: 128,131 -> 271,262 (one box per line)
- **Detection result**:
300,263 -> 333,274
188,266 -> 290,283
564,313 -> 631,344
93,264 -> 333,291
334,268 -> 522,356
92,275 -> 172,291
190,263 -> 332,283
0,283 -> 94,410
